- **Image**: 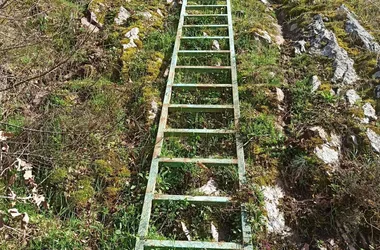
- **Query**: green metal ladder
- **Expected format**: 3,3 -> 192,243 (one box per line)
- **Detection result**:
135,0 -> 253,249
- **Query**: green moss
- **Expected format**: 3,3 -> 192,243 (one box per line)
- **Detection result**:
94,159 -> 113,177
70,179 -> 95,208
49,168 -> 68,184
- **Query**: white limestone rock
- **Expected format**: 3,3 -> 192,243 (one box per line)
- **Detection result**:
309,15 -> 358,85
212,40 -> 220,51
338,5 -> 380,53
115,6 -> 131,25
148,100 -> 158,121
311,75 -> 321,92
81,17 -> 99,33
276,88 -> 285,102
254,30 -> 272,44
295,40 -> 307,54
123,27 -> 140,49
362,103 -> 377,120
315,145 -> 340,165
197,178 -> 220,196
346,89 -> 361,106
262,185 -> 291,236
367,129 -> 380,153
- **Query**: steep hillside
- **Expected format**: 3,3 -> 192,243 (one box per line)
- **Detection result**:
0,0 -> 379,249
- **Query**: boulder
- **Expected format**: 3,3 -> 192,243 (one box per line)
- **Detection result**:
346,89 -> 361,106
367,129 -> 380,153
309,15 -> 358,85
338,5 -> 380,53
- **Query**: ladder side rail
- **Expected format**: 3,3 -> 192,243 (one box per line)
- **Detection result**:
134,1 -> 188,249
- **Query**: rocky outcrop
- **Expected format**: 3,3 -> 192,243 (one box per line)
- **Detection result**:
338,5 -> 380,53
309,15 -> 358,85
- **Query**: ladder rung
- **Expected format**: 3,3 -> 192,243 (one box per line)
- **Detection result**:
183,24 -> 229,28
167,104 -> 233,112
164,128 -> 235,136
178,50 -> 230,54
144,240 -> 241,249
186,5 -> 227,8
159,157 -> 238,165
185,14 -> 228,17
154,194 -> 231,203
181,36 -> 229,40
175,66 -> 232,71
172,83 -> 233,88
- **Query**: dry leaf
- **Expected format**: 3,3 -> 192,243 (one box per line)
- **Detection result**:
180,221 -> 191,241
23,169 -> 33,180
196,162 -> 209,171
0,131 -> 7,141
211,222 -> 219,242
15,158 -> 32,171
33,193 -> 45,207
21,212 -> 29,229
8,208 -> 22,217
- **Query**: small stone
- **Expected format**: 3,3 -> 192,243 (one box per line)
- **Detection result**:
346,89 -> 361,106
367,129 -> 380,153
89,11 -> 102,28
362,103 -> 377,120
139,11 -> 152,20
373,71 -> 380,79
198,178 -> 220,195
123,27 -> 140,49
310,75 -> 321,92
310,126 -> 329,142
375,85 -> 380,99
290,23 -> 298,32
260,0 -> 270,5
315,145 -> 339,165
115,6 -> 131,25
294,40 -> 307,54
81,17 -> 99,33
126,27 -> 139,39
254,30 -> 272,44
148,100 -> 158,121
276,88 -> 285,102
212,40 -> 220,50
